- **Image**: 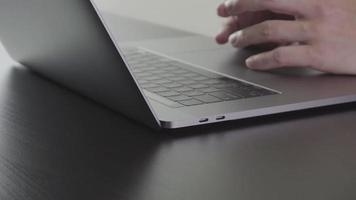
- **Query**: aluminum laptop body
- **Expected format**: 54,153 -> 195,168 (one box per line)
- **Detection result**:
1,0 -> 356,129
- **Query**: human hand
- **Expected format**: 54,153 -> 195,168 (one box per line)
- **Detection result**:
216,0 -> 356,75
216,9 -> 294,45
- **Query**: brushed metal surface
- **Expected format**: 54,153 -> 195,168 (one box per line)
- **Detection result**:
0,0 -> 162,129
122,36 -> 356,128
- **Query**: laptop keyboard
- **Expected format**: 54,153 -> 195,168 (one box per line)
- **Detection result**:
123,48 -> 278,108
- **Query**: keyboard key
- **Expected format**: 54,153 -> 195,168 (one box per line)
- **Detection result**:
160,73 -> 176,78
194,95 -> 221,103
132,68 -> 145,73
190,84 -> 209,89
138,79 -> 149,84
126,60 -> 142,66
165,82 -> 183,88
143,91 -> 183,108
143,66 -> 159,71
168,95 -> 192,101
200,87 -> 219,93
141,83 -> 160,89
157,91 -> 181,97
125,48 -> 278,107
151,79 -> 172,84
147,87 -> 170,93
164,66 -> 178,71
144,60 -> 160,65
150,70 -> 169,74
174,69 -> 190,74
143,76 -> 161,81
174,87 -> 194,92
168,77 -> 186,81
178,80 -> 196,85
135,72 -> 154,78
178,99 -> 203,106
153,63 -> 169,68
183,90 -> 205,97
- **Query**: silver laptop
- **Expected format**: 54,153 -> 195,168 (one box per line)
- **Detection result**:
1,0 -> 356,129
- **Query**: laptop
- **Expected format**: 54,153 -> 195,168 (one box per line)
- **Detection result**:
1,0 -> 356,129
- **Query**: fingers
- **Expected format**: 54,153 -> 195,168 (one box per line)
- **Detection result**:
217,2 -> 230,17
216,17 -> 240,44
229,20 -> 312,48
221,0 -> 313,18
216,12 -> 282,44
246,45 -> 319,70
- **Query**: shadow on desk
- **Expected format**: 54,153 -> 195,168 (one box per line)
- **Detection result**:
1,66 -> 356,200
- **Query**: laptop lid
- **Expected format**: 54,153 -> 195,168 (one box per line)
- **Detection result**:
0,0 -> 161,129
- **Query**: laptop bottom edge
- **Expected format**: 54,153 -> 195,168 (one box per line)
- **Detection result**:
159,95 -> 356,129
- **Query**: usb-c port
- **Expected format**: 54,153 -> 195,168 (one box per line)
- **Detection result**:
199,118 -> 209,123
216,116 -> 226,120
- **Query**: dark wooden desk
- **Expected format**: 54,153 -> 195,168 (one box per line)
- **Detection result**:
1,13 -> 356,200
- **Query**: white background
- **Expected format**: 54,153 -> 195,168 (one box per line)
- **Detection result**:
94,0 -> 224,37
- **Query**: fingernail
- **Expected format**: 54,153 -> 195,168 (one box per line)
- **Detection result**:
224,0 -> 233,8
224,0 -> 237,15
228,31 -> 241,47
246,56 -> 257,68
224,0 -> 234,14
